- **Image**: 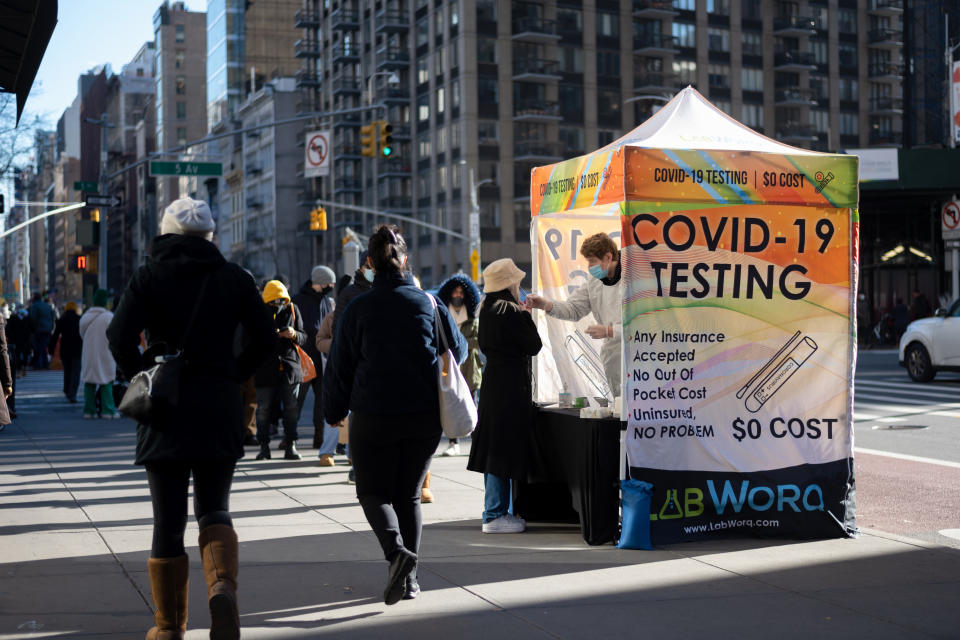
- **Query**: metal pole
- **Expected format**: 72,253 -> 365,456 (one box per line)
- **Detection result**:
98,113 -> 109,289
469,168 -> 482,282
953,246 -> 959,301
315,199 -> 468,239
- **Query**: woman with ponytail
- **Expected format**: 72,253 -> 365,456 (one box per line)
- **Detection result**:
323,224 -> 467,604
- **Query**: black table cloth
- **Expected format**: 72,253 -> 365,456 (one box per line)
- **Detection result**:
514,407 -> 622,545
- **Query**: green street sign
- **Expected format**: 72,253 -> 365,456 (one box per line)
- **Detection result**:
73,180 -> 98,192
149,161 -> 223,177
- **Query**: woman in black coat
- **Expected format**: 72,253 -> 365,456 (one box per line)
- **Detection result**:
107,198 -> 276,640
324,225 -> 467,605
466,258 -> 542,534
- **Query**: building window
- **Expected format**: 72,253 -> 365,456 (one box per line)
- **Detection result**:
478,77 -> 498,104
596,50 -> 620,77
741,103 -> 763,129
810,39 -> 828,65
175,51 -> 184,69
176,76 -> 186,94
451,79 -> 460,109
839,112 -> 858,135
708,64 -> 730,89
476,0 -> 496,22
707,0 -> 730,14
596,12 -> 618,39
435,47 -> 446,76
838,8 -> 856,34
477,38 -> 497,63
450,2 -> 459,27
176,101 -> 187,119
708,28 -> 729,53
675,0 -> 695,10
673,59 -> 697,86
741,67 -> 762,92
449,41 -> 459,70
838,77 -> 858,101
810,109 -> 829,134
742,0 -> 761,20
558,127 -> 584,155
560,46 -> 583,73
177,127 -> 187,145
417,94 -> 430,122
175,24 -> 185,43
416,17 -> 429,48
673,22 -> 696,48
417,58 -> 429,84
597,88 -> 620,121
435,6 -> 444,39
810,75 -> 828,100
557,8 -> 582,36
839,43 -> 857,69
598,130 -> 617,146
478,120 -> 498,144
559,84 -> 583,121
742,31 -> 761,56
436,87 -> 445,115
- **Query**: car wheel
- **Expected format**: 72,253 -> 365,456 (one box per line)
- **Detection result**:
905,343 -> 935,382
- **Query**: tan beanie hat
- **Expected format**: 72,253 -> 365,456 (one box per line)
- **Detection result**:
482,258 -> 525,293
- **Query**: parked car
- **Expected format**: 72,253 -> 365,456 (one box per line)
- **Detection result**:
898,298 -> 960,382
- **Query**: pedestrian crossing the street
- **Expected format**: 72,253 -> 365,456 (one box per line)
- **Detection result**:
855,376 -> 960,424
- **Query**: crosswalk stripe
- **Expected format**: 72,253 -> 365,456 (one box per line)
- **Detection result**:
856,379 -> 960,394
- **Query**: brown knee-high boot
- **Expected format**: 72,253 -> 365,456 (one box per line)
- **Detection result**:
198,524 -> 240,640
420,470 -> 434,503
146,555 -> 189,640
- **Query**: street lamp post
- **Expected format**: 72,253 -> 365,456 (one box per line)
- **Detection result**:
83,113 -> 115,290
468,168 -> 494,283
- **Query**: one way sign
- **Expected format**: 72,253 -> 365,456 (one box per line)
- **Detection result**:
84,194 -> 122,208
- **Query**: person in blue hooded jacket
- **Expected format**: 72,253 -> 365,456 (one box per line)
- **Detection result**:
324,224 -> 467,605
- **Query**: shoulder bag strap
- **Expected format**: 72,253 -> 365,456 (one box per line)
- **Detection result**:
426,292 -> 450,356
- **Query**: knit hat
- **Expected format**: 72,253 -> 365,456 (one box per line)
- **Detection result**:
64,301 -> 78,312
93,289 -> 109,307
160,197 -> 215,240
482,258 -> 525,293
311,265 -> 336,286
262,280 -> 291,304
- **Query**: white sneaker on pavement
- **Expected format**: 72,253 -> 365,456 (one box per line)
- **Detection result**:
441,442 -> 460,456
481,514 -> 526,534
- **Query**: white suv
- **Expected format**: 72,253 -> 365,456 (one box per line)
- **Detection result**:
898,298 -> 960,382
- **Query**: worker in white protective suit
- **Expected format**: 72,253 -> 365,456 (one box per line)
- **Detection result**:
526,232 -> 623,397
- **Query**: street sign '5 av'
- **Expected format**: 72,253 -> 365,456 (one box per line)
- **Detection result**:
149,161 -> 223,177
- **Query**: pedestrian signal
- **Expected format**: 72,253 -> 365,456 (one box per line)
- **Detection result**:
72,254 -> 88,272
378,120 -> 393,157
360,124 -> 376,157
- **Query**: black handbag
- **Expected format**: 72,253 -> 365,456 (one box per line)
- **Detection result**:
118,275 -> 210,427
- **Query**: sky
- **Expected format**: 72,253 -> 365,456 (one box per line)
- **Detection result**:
25,1 -> 201,126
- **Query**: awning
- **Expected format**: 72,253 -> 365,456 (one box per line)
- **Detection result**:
0,0 -> 58,125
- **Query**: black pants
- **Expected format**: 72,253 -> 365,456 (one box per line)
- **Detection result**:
350,411 -> 441,561
144,460 -> 236,558
62,355 -> 81,401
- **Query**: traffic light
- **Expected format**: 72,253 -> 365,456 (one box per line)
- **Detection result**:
378,120 -> 394,157
71,254 -> 88,272
360,123 -> 376,157
90,208 -> 100,223
309,207 -> 327,232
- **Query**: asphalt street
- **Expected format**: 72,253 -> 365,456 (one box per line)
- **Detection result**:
853,349 -> 960,549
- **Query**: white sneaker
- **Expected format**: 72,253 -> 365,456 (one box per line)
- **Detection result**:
441,442 -> 460,457
481,514 -> 526,534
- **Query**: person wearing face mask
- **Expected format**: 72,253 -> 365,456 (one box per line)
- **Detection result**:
331,250 -> 375,332
525,232 -> 623,397
435,274 -> 483,457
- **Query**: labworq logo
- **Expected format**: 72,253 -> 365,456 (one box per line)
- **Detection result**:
649,480 -> 825,520
814,170 -> 835,194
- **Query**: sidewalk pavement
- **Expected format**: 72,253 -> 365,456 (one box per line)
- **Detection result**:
1,371 -> 958,639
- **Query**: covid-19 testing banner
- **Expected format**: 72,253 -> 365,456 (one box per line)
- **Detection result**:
620,148 -> 859,542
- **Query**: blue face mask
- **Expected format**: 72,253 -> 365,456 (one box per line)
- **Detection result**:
363,268 -> 375,282
588,264 -> 607,280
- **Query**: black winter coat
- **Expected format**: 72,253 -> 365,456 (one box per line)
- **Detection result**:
291,280 -> 333,363
253,301 -> 306,387
323,270 -> 467,422
467,289 -> 543,480
50,310 -> 82,360
107,234 -> 277,464
5,314 -> 30,350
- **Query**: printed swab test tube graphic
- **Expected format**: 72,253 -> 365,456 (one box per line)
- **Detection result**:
736,331 -> 818,413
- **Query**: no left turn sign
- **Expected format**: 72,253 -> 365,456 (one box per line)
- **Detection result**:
943,201 -> 960,240
304,130 -> 330,177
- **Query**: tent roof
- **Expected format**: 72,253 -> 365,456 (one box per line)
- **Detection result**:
593,86 -> 822,157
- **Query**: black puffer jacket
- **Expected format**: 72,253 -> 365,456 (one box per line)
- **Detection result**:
107,234 -> 277,464
253,300 -> 306,387
331,268 -> 372,332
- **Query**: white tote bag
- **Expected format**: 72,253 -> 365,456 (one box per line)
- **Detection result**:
428,294 -> 478,439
